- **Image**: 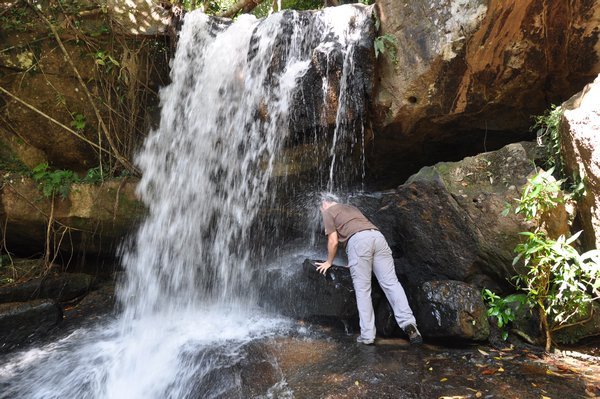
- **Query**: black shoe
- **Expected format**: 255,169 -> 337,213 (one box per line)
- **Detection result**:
404,324 -> 423,345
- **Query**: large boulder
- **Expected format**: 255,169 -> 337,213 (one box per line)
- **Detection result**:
371,0 -> 600,184
560,74 -> 600,249
0,299 -> 62,351
265,259 -> 362,325
370,142 -> 542,292
415,280 -> 489,341
0,177 -> 144,260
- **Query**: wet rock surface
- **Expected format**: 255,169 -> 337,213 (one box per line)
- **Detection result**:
0,272 -> 93,304
268,328 -> 600,399
0,299 -> 62,351
415,280 -> 489,341
263,259 -> 362,328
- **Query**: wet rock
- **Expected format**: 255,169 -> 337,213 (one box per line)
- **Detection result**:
560,73 -> 600,249
281,259 -> 359,322
238,342 -> 282,397
0,273 -> 93,304
281,6 -> 375,148
185,341 -> 282,399
0,299 -> 62,350
415,280 -> 489,341
371,0 -> 600,184
262,259 -> 401,334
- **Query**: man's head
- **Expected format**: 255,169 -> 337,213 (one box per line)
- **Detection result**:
320,193 -> 339,211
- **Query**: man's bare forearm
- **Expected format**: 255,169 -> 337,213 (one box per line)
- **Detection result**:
326,237 -> 338,264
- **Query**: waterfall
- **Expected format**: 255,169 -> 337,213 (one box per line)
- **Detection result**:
0,5 -> 374,398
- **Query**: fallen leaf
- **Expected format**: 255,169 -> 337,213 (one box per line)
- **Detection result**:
355,381 -> 359,386
478,349 -> 490,356
481,368 -> 497,375
546,370 -> 566,378
440,377 -> 448,382
497,367 -> 504,372
475,392 -> 482,398
556,364 -> 573,373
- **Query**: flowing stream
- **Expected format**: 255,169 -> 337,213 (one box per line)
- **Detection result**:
0,5 -> 373,398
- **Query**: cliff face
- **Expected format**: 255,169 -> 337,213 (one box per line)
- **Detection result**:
0,1 -> 171,173
371,0 -> 600,185
0,0 -> 170,261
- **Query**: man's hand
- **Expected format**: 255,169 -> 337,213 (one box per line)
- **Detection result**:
315,261 -> 332,275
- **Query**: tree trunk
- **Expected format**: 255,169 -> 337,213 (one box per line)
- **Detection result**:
539,304 -> 552,352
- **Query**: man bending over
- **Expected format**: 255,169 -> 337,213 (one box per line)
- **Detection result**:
316,196 -> 422,345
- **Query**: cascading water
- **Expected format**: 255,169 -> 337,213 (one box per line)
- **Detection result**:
0,5 -> 373,398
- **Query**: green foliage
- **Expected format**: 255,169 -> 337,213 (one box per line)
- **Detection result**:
252,0 -> 323,18
568,171 -> 587,201
70,113 -> 87,131
89,24 -> 111,38
482,289 -> 526,340
532,105 -> 564,174
374,34 -> 398,64
31,164 -> 109,197
513,168 -> 564,221
31,163 -> 78,199
82,166 -> 104,184
505,168 -> 600,349
512,230 -> 600,328
94,50 -> 120,72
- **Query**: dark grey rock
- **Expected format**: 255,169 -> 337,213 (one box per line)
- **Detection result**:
415,280 -> 489,341
0,299 -> 62,350
0,273 -> 93,304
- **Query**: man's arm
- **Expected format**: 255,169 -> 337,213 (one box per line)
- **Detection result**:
315,231 -> 338,275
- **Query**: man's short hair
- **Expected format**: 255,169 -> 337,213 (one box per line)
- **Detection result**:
320,192 -> 340,203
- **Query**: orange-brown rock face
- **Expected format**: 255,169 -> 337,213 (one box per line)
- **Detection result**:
371,0 -> 600,186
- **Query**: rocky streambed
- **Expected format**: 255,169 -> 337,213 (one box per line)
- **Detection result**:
1,292 -> 598,399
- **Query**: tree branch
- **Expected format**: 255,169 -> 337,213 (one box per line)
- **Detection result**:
217,0 -> 266,18
0,86 -> 111,155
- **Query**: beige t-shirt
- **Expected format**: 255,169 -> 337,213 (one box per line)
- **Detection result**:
321,204 -> 378,243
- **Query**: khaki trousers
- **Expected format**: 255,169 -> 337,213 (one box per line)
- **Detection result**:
346,229 -> 416,340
